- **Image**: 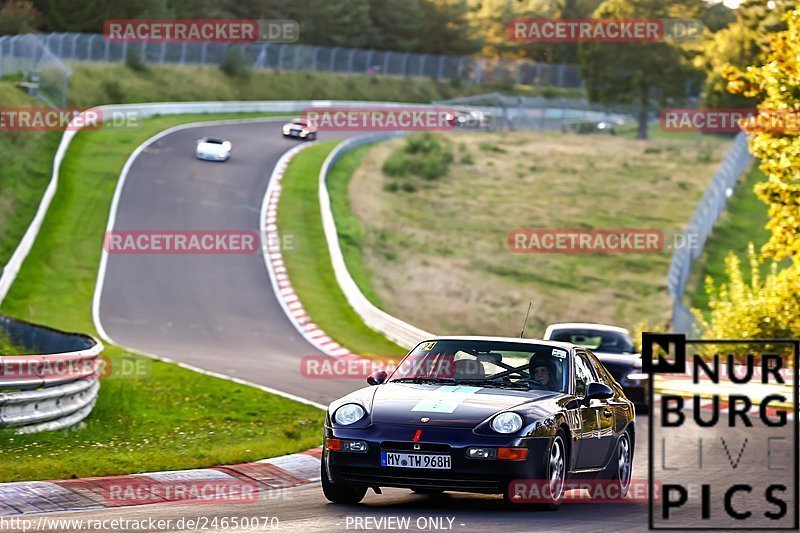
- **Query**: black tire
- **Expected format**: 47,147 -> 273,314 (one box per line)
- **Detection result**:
308,132 -> 317,141
504,430 -> 566,511
606,431 -> 633,501
320,455 -> 368,504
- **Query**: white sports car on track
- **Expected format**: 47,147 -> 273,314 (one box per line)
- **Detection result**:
282,118 -> 318,140
195,137 -> 232,161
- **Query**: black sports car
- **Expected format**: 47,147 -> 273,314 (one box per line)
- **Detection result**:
321,336 -> 636,509
544,323 -> 649,411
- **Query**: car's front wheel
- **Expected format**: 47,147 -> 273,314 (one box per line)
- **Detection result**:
321,454 -> 368,504
504,430 -> 566,511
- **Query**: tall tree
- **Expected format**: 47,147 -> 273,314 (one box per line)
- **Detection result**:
699,0 -> 795,107
724,8 -> 800,261
579,0 -> 700,140
291,0 -> 375,49
0,0 -> 41,34
419,0 -> 482,55
33,0 -> 115,32
367,0 -> 425,52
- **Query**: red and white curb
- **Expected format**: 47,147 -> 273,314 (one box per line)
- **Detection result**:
0,448 -> 322,516
260,143 -> 379,368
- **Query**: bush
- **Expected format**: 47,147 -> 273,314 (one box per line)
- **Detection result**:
220,49 -> 250,78
460,152 -> 474,165
692,244 -> 800,341
382,133 -> 453,182
102,80 -> 125,102
124,48 -> 150,74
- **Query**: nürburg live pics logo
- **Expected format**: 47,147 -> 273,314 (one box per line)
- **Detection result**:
644,333 -> 798,529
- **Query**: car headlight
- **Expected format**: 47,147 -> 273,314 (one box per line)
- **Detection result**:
333,403 -> 366,425
490,412 -> 523,434
283,126 -> 290,133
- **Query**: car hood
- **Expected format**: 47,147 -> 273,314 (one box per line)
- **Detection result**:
366,383 -> 562,428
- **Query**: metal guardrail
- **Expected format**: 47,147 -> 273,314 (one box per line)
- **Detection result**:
0,314 -> 103,433
318,133 -> 435,349
667,132 -> 752,334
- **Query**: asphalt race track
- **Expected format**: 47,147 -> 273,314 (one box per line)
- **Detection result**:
95,120 -> 357,404
10,414 -> 785,533
32,119 -> 785,532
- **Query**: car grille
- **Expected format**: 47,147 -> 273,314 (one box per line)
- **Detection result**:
341,467 -> 503,493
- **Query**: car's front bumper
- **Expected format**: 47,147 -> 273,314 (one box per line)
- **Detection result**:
324,424 -> 552,494
196,152 -> 229,161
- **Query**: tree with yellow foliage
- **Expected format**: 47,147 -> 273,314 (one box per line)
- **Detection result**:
695,9 -> 800,341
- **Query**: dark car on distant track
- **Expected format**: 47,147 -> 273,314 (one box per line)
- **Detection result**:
321,336 -> 636,509
544,323 -> 649,411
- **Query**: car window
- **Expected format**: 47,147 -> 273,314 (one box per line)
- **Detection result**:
549,328 -> 635,354
585,351 -> 611,384
573,351 -> 596,397
390,340 -> 568,392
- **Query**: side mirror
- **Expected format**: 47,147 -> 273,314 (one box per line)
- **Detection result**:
367,370 -> 388,386
585,382 -> 614,402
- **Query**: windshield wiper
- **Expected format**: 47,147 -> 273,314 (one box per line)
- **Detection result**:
390,377 -> 455,384
463,379 -> 532,389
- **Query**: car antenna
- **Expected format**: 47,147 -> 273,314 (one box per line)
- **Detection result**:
519,301 -> 532,338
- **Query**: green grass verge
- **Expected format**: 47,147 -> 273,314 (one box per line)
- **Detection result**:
66,64 -> 583,109
0,82 -> 61,269
278,142 -> 407,359
0,114 -> 324,483
687,164 -> 785,312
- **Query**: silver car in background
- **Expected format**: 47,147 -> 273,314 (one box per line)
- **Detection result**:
195,137 -> 232,161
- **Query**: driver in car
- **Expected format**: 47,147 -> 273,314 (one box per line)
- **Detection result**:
530,355 -> 558,391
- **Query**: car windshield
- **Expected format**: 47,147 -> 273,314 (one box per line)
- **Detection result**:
202,138 -> 224,144
292,119 -> 307,126
389,339 -> 569,393
549,328 -> 635,354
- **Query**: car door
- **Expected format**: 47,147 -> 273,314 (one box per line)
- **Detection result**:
573,350 -> 614,469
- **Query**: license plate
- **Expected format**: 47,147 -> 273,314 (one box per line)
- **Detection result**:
380,452 -> 451,469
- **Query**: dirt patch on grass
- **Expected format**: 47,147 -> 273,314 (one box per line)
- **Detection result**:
347,131 -> 729,337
